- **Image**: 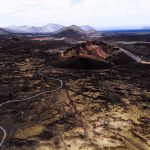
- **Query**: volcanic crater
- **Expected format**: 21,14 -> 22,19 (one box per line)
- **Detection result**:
50,41 -> 137,69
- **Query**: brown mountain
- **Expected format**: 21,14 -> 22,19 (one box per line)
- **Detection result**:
53,25 -> 87,39
50,41 -> 138,69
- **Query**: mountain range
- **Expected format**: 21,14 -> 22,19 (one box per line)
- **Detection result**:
0,23 -> 100,39
5,23 -> 64,33
3,23 -> 97,34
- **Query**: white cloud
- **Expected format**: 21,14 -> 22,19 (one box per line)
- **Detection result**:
0,0 -> 150,28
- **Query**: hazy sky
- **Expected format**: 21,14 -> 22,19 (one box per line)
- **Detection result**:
0,0 -> 150,29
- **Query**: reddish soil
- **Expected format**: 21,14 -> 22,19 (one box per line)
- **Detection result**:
85,44 -> 108,59
50,41 -> 137,69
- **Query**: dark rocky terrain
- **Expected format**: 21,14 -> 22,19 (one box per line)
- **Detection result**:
0,34 -> 150,150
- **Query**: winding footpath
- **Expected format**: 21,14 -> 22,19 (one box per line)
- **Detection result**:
0,66 -> 63,147
120,47 -> 150,64
120,48 -> 141,62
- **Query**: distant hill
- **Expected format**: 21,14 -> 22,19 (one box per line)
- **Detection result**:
0,28 -> 10,35
52,25 -> 100,39
80,25 -> 98,35
56,25 -> 87,34
142,27 -> 150,29
80,25 -> 94,31
38,23 -> 64,33
4,23 -> 64,33
53,25 -> 87,39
